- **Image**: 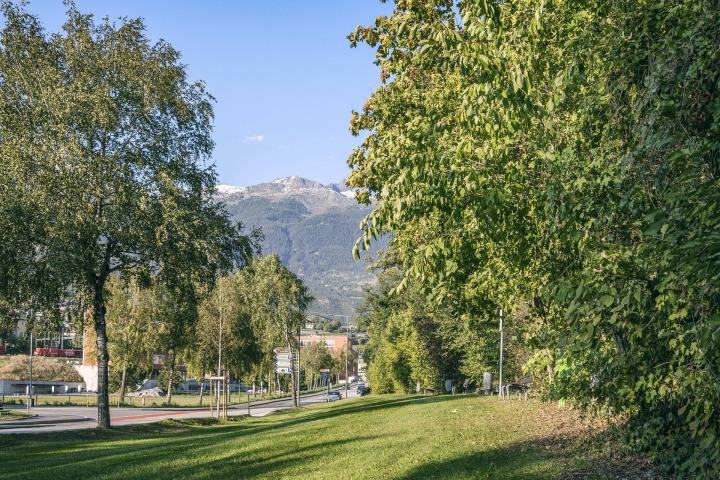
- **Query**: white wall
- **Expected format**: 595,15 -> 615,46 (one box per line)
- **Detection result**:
73,365 -> 98,392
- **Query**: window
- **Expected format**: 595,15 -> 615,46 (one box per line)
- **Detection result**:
324,340 -> 335,347
300,340 -> 312,347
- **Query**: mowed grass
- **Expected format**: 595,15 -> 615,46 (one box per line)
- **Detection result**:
0,395 -> 638,479
0,409 -> 32,420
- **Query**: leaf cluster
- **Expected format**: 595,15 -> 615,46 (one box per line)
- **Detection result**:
348,0 -> 720,475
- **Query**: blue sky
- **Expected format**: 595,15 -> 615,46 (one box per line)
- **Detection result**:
25,1 -> 392,186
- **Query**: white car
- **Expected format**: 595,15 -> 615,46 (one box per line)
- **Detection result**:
324,391 -> 342,402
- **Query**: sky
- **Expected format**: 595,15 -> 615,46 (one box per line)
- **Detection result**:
24,0 -> 393,187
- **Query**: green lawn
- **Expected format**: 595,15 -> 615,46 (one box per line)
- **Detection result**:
0,409 -> 32,420
0,395 -> 658,479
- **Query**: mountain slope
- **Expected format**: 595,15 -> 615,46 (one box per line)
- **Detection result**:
217,177 -> 384,319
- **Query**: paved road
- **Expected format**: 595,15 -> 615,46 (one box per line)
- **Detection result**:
0,386 -> 361,434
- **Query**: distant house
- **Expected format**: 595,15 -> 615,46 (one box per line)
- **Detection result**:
298,331 -> 358,380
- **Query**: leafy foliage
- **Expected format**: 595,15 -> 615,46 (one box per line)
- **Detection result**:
348,0 -> 720,475
0,3 -> 255,427
235,254 -> 314,406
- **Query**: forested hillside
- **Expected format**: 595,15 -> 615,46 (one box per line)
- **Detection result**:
219,178 -> 385,319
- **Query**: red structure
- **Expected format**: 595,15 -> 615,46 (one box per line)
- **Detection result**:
0,344 -> 5,355
33,347 -> 83,358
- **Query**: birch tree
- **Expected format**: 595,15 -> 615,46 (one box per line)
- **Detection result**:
0,4 -> 255,427
238,255 -> 313,407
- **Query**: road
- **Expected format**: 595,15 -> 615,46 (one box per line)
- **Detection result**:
0,386 -> 361,434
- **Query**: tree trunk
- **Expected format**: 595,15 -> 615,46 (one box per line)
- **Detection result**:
260,367 -> 264,399
93,291 -> 111,429
199,364 -> 205,406
542,348 -> 555,382
165,349 -> 176,405
119,363 -> 127,398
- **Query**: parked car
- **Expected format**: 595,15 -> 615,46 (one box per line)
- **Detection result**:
356,385 -> 366,395
325,391 -> 342,402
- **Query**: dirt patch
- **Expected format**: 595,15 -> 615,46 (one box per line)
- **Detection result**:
512,401 -> 669,479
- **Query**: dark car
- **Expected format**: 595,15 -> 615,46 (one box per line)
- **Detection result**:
356,385 -> 366,395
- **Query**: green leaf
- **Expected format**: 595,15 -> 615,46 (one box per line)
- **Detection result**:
644,217 -> 667,236
700,434 -> 716,449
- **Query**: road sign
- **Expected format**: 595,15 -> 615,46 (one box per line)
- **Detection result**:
319,369 -> 330,373
275,367 -> 292,374
275,354 -> 291,361
275,360 -> 292,367
273,347 -> 290,354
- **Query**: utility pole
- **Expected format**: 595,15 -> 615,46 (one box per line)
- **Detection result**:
217,289 -> 224,418
27,332 -> 33,413
296,326 -> 300,408
499,309 -> 504,400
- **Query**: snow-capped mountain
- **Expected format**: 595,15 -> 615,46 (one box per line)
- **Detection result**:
215,176 -> 355,213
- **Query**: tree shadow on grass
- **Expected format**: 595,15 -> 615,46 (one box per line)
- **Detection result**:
0,426 -> 386,480
176,434 -> 388,480
0,395 -> 504,480
391,417 -> 667,480
389,435 -> 573,480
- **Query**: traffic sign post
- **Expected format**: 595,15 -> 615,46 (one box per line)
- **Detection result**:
274,345 -> 299,407
274,348 -> 293,374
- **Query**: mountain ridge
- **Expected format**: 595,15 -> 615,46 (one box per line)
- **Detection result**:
216,176 -> 382,320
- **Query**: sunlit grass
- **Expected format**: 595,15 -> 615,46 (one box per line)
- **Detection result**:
0,395 -> 614,479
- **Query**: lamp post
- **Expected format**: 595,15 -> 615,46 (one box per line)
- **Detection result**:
27,332 -> 33,413
327,314 -> 349,400
499,309 -> 504,400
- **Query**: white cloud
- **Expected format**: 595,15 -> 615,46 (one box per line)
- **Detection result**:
243,135 -> 265,143
328,156 -> 335,160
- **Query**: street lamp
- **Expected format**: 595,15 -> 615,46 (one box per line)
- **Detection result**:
499,309 -> 504,400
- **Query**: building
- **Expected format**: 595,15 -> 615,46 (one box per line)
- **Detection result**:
13,318 -> 26,339
357,352 -> 367,381
298,331 -> 354,353
298,330 -> 359,380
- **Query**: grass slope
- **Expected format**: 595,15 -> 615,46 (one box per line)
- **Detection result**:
0,355 -> 83,382
0,395 -> 661,479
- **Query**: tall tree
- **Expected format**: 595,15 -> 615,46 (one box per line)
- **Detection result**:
105,277 -> 158,397
195,275 -> 261,404
0,4 -> 256,427
238,254 -> 314,407
300,341 -> 333,389
348,1 -> 720,474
